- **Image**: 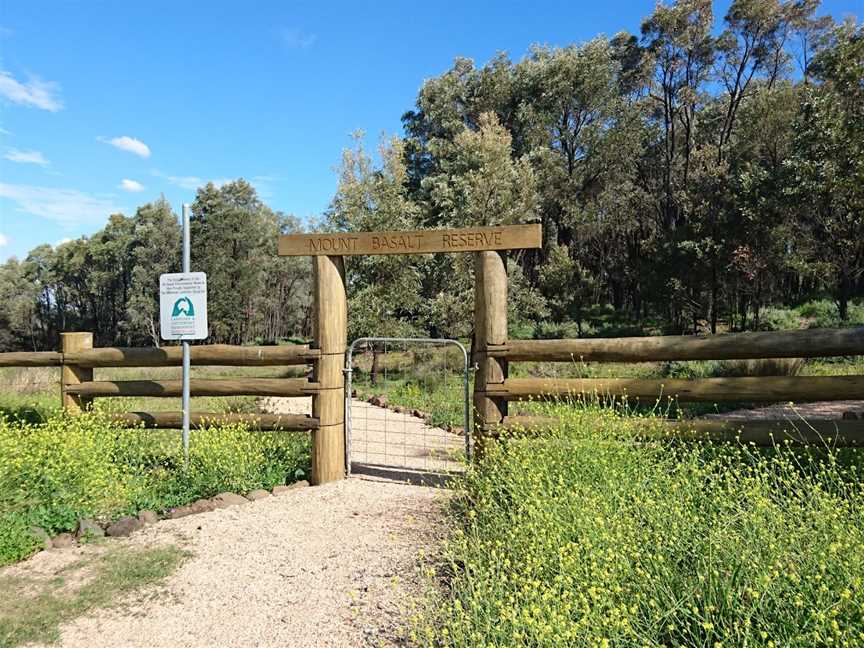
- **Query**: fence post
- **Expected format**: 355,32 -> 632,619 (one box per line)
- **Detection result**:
61,332 -> 93,414
311,255 -> 347,484
473,251 -> 508,456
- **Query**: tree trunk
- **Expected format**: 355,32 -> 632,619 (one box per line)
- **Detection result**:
838,271 -> 851,321
370,348 -> 381,386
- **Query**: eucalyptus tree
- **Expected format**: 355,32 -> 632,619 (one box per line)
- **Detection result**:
786,20 -> 864,320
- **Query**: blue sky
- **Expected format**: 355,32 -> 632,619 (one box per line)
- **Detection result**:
0,0 -> 860,261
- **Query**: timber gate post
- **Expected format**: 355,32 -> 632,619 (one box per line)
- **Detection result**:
311,255 -> 348,484
61,332 -> 93,414
472,251 -> 508,456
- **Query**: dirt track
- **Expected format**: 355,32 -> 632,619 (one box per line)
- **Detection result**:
261,396 -> 466,473
24,478 -> 449,648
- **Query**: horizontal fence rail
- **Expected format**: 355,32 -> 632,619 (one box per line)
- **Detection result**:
490,327 -> 864,363
64,378 -> 319,398
0,351 -> 64,367
111,411 -> 318,431
485,375 -> 864,403
0,344 -> 318,368
501,415 -> 864,447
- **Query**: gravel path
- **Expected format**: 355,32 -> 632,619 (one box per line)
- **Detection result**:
261,397 -> 466,473
26,478 -> 449,648
705,400 -> 864,421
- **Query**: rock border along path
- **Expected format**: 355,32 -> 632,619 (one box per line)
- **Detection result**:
21,478 -> 449,648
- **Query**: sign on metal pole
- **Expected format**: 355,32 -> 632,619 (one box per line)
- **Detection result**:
159,204 -> 206,466
159,272 -> 209,340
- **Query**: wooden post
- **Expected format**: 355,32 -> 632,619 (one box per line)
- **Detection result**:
311,255 -> 347,484
473,251 -> 508,456
61,332 -> 93,414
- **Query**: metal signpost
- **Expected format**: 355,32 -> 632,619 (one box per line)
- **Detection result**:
159,204 -> 208,464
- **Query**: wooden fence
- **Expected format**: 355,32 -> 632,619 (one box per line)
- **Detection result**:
472,250 -> 864,447
0,333 -> 321,434
0,258 -> 348,486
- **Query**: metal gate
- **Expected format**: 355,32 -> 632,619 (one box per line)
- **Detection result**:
344,338 -> 470,475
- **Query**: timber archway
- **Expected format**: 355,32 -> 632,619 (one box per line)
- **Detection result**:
278,224 -> 543,484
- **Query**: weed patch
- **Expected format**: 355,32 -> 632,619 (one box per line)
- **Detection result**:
419,405 -> 864,646
0,545 -> 188,646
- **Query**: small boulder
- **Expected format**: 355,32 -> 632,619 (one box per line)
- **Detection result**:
191,498 -> 215,513
273,480 -> 309,495
138,510 -> 159,525
369,395 -> 388,408
411,409 -> 424,419
211,492 -> 248,508
52,533 -> 76,549
106,516 -> 143,537
169,506 -> 193,519
393,406 -> 405,414
170,498 -> 215,518
75,518 -> 104,540
246,489 -> 270,501
29,526 -> 52,550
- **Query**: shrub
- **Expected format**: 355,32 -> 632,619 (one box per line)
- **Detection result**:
794,299 -> 864,328
420,405 -> 864,647
0,412 -> 310,565
714,357 -> 805,377
756,307 -> 801,331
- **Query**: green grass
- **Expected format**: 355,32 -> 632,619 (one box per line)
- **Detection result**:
417,404 -> 864,647
0,411 -> 310,566
0,545 -> 189,646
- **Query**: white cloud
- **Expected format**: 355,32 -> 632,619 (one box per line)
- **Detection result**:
119,178 -> 145,192
281,27 -> 317,49
54,237 -> 72,247
163,174 -> 202,190
0,127 -> 10,135
4,148 -> 49,166
0,71 -> 63,112
98,135 -> 151,158
0,183 -> 126,227
151,169 -> 231,190
0,233 -> 7,247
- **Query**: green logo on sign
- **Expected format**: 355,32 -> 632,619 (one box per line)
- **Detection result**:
172,297 -> 195,317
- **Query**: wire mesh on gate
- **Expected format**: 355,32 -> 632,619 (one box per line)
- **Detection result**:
345,338 -> 470,475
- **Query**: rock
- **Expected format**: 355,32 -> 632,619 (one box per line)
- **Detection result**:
170,499 -> 215,519
246,489 -> 270,501
75,518 -> 104,539
211,492 -> 248,508
169,506 -> 193,519
393,406 -> 405,414
411,409 -> 424,419
191,498 -> 215,513
138,510 -> 159,525
272,480 -> 309,495
369,395 -> 388,408
106,516 -> 143,537
842,411 -> 860,420
29,526 -> 52,550
52,533 -> 76,549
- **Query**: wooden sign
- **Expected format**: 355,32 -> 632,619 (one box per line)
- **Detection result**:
278,223 -> 542,257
